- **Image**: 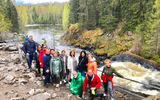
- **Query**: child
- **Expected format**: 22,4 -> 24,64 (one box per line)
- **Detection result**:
101,59 -> 123,100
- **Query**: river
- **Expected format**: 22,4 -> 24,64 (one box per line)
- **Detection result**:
26,24 -> 160,96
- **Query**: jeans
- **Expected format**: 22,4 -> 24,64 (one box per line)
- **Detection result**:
44,72 -> 50,86
79,69 -> 86,77
104,81 -> 114,100
26,54 -> 33,69
51,74 -> 60,84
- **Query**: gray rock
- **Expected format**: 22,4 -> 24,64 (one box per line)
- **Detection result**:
27,92 -> 51,100
18,78 -> 28,84
23,73 -> 35,79
8,46 -> 18,51
28,89 -> 35,95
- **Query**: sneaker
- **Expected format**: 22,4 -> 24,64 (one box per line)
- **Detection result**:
56,84 -> 59,88
60,81 -> 62,85
44,85 -> 48,88
30,68 -> 32,72
63,80 -> 66,83
103,93 -> 107,97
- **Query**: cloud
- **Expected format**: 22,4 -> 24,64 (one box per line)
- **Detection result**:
15,0 -> 69,4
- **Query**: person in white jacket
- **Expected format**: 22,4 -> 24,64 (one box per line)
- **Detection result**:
68,50 -> 78,81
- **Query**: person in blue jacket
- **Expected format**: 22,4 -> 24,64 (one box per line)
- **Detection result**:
23,35 -> 36,72
43,48 -> 52,88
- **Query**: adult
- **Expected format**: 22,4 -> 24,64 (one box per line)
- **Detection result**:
60,50 -> 68,83
70,71 -> 84,97
50,51 -> 62,87
23,35 -> 36,72
83,69 -> 102,100
39,45 -> 47,75
35,45 -> 41,74
78,51 -> 88,77
43,49 -> 52,88
68,50 -> 78,81
101,59 -> 123,100
87,54 -> 97,74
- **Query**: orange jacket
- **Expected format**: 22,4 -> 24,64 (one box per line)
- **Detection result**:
87,60 -> 97,74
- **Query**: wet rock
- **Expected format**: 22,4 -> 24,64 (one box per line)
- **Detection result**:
143,93 -> 160,100
27,92 -> 51,100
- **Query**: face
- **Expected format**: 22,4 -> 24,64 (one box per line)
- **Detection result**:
46,49 -> 50,54
37,46 -> 41,51
61,51 -> 66,56
88,71 -> 93,77
29,36 -> 33,41
51,50 -> 55,54
71,51 -> 75,57
81,52 -> 85,57
88,55 -> 92,61
53,52 -> 58,58
105,61 -> 111,67
73,72 -> 78,78
43,46 -> 47,50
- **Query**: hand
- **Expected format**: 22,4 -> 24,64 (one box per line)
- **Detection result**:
46,70 -> 49,73
83,91 -> 86,95
71,88 -> 73,91
26,53 -> 29,55
40,63 -> 42,65
69,69 -> 71,72
91,87 -> 95,90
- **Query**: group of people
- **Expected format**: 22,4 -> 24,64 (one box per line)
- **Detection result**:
23,35 -> 124,100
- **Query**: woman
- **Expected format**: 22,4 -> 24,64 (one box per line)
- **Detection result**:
87,54 -> 97,74
68,50 -> 78,81
35,45 -> 41,75
78,51 -> 88,77
39,45 -> 47,75
50,51 -> 62,87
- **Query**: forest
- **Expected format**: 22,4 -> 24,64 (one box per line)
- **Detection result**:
62,0 -> 160,63
0,0 -> 159,63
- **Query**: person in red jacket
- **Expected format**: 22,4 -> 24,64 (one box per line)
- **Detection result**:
39,45 -> 47,76
83,69 -> 103,100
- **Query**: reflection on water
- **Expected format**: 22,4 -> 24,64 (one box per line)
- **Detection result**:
26,25 -> 160,96
98,62 -> 160,95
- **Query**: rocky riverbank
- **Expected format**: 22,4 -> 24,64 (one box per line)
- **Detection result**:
0,42 -> 154,100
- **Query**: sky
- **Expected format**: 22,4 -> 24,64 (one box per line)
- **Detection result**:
15,0 -> 69,5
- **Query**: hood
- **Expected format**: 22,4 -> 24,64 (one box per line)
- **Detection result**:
89,57 -> 96,62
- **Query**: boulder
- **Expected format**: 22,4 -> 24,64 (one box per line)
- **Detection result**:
18,78 -> 28,84
27,92 -> 51,100
8,46 -> 18,51
23,73 -> 35,79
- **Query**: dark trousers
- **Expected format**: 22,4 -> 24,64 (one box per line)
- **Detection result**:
79,69 -> 86,77
44,72 -> 50,86
89,89 -> 103,100
36,59 -> 40,74
103,82 -> 108,94
26,54 -> 33,69
51,74 -> 60,84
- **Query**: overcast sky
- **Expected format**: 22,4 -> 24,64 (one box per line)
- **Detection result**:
15,0 -> 69,5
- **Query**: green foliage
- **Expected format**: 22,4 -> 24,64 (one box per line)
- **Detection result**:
0,13 -> 12,34
62,3 -> 70,29
0,0 -> 19,33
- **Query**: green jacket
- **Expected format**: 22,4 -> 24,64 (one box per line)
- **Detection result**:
102,66 -> 123,78
70,72 -> 84,97
50,57 -> 62,75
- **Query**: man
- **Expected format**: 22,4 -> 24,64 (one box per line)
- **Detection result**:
23,35 -> 36,72
60,50 -> 68,83
43,48 -> 52,88
70,71 -> 84,97
83,69 -> 102,100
